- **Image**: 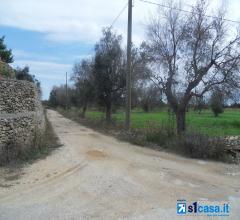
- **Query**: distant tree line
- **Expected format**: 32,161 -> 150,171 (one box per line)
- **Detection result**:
49,28 -> 164,120
49,0 -> 240,134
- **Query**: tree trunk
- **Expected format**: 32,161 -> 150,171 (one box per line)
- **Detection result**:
176,110 -> 186,135
106,103 -> 112,122
82,105 -> 87,118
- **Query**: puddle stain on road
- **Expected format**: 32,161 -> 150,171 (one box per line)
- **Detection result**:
86,150 -> 107,159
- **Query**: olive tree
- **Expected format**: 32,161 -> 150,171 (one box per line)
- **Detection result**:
93,28 -> 125,122
144,0 -> 240,134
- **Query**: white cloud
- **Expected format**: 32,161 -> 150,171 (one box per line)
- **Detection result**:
13,60 -> 72,80
0,0 -> 239,44
13,50 -> 62,62
0,0 -> 129,43
2,0 -> 240,99
0,0 -> 165,44
1,0 -> 240,44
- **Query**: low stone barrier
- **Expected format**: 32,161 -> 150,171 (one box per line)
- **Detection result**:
0,79 -> 45,163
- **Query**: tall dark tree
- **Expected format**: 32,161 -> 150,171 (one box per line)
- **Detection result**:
139,84 -> 163,112
210,89 -> 224,117
144,0 -> 240,134
0,36 -> 13,63
49,85 -> 68,108
93,28 -> 125,122
49,87 -> 59,107
130,45 -> 154,108
72,59 -> 95,118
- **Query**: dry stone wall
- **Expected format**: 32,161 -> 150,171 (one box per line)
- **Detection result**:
0,79 -> 45,162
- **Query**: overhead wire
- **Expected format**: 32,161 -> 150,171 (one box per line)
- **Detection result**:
139,0 -> 240,24
109,2 -> 129,29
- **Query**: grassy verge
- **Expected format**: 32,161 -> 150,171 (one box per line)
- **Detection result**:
57,107 -> 238,163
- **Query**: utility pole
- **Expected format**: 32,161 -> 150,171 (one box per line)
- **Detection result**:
65,72 -> 68,110
126,0 -> 132,131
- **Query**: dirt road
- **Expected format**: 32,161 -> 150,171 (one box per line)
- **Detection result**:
0,110 -> 239,219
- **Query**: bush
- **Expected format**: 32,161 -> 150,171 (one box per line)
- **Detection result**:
145,120 -> 175,146
167,131 -> 230,162
143,122 -> 232,162
210,90 -> 224,117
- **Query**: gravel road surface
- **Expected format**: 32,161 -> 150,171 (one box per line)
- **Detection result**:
0,110 -> 239,220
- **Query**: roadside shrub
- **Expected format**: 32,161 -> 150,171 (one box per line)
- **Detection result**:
168,131 -> 229,161
144,122 -> 232,162
145,120 -> 175,146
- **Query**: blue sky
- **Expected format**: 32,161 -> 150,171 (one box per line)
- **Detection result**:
1,26 -> 93,99
0,0 -> 239,99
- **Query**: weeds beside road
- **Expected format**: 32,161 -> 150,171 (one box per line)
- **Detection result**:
0,113 -> 61,167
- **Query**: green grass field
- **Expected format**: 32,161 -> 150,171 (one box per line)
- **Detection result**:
85,108 -> 240,136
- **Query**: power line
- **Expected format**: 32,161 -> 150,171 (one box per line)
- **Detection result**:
109,2 -> 129,29
139,0 -> 240,24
